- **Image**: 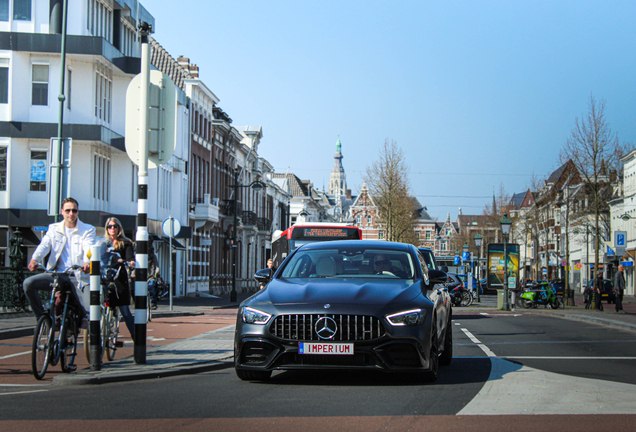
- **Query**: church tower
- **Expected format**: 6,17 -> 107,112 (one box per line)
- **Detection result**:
328,136 -> 347,199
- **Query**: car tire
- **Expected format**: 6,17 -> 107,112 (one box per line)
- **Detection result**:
235,368 -> 272,381
439,319 -> 453,366
420,346 -> 439,383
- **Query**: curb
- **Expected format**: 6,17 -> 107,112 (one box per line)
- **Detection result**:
52,358 -> 234,386
521,309 -> 636,334
0,326 -> 33,340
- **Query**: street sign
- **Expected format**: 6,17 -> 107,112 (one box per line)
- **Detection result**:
125,70 -> 178,168
201,239 -> 212,246
34,226 -> 48,231
162,216 -> 181,238
615,231 -> 627,247
47,138 -> 72,216
462,251 -> 471,261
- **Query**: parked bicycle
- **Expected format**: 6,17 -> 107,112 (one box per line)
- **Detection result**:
31,264 -> 84,380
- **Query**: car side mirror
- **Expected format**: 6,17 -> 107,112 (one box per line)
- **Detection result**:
254,268 -> 273,285
428,269 -> 447,285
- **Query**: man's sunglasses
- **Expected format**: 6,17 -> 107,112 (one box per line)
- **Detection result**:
64,209 -> 78,214
374,259 -> 389,266
107,224 -> 119,229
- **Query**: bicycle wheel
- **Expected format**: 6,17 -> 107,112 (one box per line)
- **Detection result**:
83,329 -> 90,363
31,315 -> 53,380
105,308 -> 120,361
460,291 -> 472,307
60,317 -> 78,372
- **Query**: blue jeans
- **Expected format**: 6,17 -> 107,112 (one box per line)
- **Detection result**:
119,305 -> 134,338
148,279 -> 158,306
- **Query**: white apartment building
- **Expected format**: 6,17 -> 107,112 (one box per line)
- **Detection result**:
0,0 -> 190,294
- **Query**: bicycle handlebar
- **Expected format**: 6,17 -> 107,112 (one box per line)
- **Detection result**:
33,262 -> 83,275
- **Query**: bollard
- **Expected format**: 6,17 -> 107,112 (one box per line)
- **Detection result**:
89,245 -> 101,371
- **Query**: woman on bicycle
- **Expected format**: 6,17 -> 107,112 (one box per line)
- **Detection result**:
104,217 -> 135,340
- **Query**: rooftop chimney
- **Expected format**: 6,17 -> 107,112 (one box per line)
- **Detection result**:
177,56 -> 190,69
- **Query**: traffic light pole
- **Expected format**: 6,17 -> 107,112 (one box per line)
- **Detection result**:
134,22 -> 152,364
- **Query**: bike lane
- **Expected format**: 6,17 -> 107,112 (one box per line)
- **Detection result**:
0,308 -> 237,387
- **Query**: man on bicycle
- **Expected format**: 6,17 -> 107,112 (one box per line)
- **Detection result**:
23,197 -> 95,326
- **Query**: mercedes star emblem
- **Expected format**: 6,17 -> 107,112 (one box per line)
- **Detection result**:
315,317 -> 338,340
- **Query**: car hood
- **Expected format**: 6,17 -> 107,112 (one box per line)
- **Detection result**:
252,278 -> 424,308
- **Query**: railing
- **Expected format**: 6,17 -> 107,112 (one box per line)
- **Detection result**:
223,200 -> 243,216
257,217 -> 271,231
0,230 -> 43,312
242,211 -> 257,226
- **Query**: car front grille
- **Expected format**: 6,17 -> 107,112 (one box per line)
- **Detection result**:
270,314 -> 385,341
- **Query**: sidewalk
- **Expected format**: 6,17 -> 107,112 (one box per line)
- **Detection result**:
7,291 -> 636,386
0,291 -> 254,340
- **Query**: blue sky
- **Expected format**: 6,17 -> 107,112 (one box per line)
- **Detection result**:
148,0 -> 636,221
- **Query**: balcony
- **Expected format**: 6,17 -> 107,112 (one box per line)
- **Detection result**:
257,217 -> 271,232
190,194 -> 219,229
242,211 -> 257,226
223,200 -> 243,217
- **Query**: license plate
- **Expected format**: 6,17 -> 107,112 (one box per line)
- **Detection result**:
299,342 -> 354,355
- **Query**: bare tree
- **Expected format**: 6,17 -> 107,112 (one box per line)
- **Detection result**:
365,139 -> 417,244
560,94 -> 625,275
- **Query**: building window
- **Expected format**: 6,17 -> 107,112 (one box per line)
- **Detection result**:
0,147 -> 6,191
66,68 -> 71,110
32,64 -> 48,106
0,1 -> 8,21
29,150 -> 47,191
0,59 -> 8,104
378,230 -> 384,240
94,62 -> 112,123
131,163 -> 138,202
93,152 -> 110,201
425,230 -> 432,240
13,0 -> 30,21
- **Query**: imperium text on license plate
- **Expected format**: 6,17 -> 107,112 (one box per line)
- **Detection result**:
299,342 -> 354,355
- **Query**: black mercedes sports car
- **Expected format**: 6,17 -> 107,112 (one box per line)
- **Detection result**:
234,240 -> 452,382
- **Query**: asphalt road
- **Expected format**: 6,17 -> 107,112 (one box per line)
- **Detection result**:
2,310 -> 636,431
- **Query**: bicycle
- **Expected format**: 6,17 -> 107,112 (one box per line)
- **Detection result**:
31,264 -> 84,380
83,249 -> 127,363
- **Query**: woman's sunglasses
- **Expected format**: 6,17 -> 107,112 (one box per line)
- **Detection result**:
107,224 -> 119,229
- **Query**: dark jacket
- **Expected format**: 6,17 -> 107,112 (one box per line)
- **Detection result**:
614,271 -> 625,296
108,239 -> 134,307
593,275 -> 604,294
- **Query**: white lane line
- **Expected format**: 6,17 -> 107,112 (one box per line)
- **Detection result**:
461,328 -> 496,357
0,390 -> 48,396
0,350 -> 31,360
503,356 -> 636,360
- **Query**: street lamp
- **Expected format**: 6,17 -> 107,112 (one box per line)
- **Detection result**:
230,169 -> 266,303
474,234 -> 482,302
500,213 -> 512,310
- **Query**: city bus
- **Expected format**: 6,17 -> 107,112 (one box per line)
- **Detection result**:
271,223 -> 363,268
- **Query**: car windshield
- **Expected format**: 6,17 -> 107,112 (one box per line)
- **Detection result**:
280,247 -> 417,279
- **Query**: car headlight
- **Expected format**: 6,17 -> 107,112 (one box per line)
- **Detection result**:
385,309 -> 426,326
241,306 -> 272,325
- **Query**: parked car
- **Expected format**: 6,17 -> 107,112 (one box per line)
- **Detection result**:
480,277 -> 497,295
417,248 -> 438,271
235,240 -> 452,382
586,279 -> 616,304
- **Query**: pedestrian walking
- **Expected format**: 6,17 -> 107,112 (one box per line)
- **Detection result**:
614,264 -> 625,313
594,271 -> 604,311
